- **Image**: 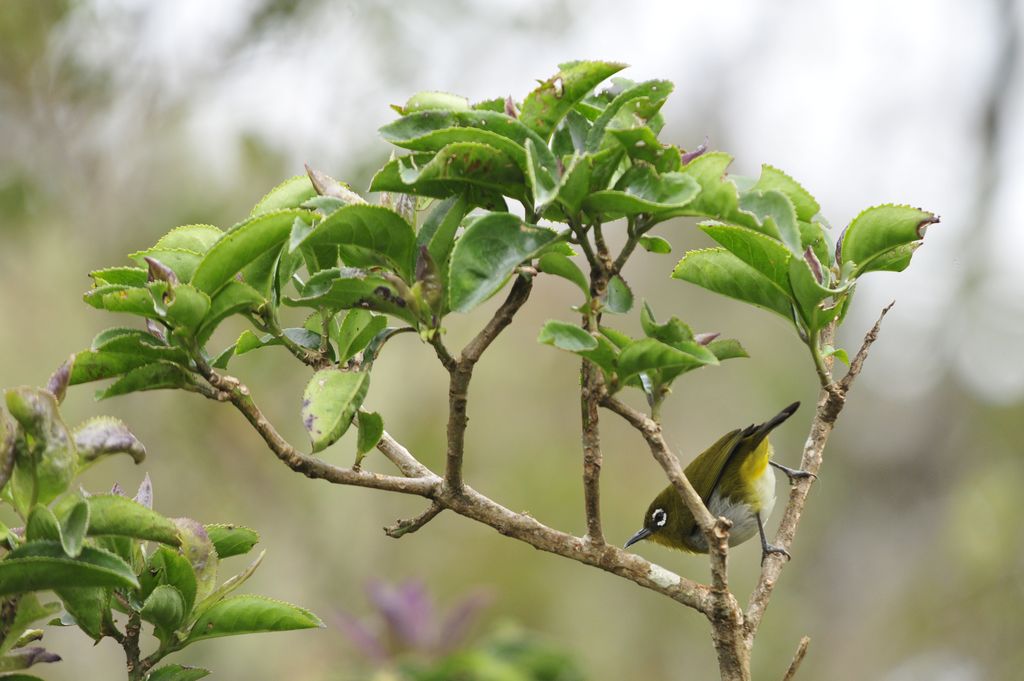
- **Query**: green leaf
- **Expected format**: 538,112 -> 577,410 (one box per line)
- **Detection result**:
69,330 -> 190,386
154,225 -> 224,254
604,275 -> 633,314
82,283 -> 160,319
448,213 -> 559,313
191,210 -> 314,296
146,664 -> 210,681
297,204 -> 417,281
524,139 -> 558,211
97,362 -> 197,400
192,551 -> 265,621
0,594 -> 60,656
302,369 -> 369,453
89,266 -> 148,287
788,256 -> 835,331
25,505 -> 61,543
141,547 -> 197,615
418,195 -> 469,268
185,595 -> 322,644
157,284 -> 211,336
4,388 -> 76,506
753,165 -> 820,222
204,524 -> 259,559
617,339 -> 718,385
737,190 -> 802,256
59,500 -> 89,558
585,80 -> 674,152
55,586 -> 108,640
638,235 -> 672,254
537,321 -> 598,352
195,280 -> 266,346
672,248 -> 794,320
537,253 -> 588,299
639,302 -> 694,345
840,204 -> 936,275
0,542 -> 139,594
584,165 -> 700,223
87,495 -> 181,546
699,222 -> 793,294
398,90 -> 470,114
369,156 -> 509,211
519,61 -> 627,140
173,518 -> 217,606
677,152 -> 750,224
707,338 -> 749,361
356,411 -> 384,464
375,143 -> 526,202
141,584 -> 186,633
284,267 -> 420,326
250,176 -> 317,217
335,310 -> 389,363
73,416 -> 147,466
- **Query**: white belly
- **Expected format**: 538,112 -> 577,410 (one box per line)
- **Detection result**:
689,466 -> 776,551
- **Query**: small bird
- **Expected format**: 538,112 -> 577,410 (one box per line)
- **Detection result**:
625,402 -> 812,563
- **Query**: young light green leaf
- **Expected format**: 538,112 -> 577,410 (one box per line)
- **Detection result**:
672,248 -> 794,320
418,195 -> 469,268
284,267 -> 420,326
738,189 -> 802,256
191,210 -> 314,296
538,321 -> 598,352
302,369 -> 369,453
699,222 -> 793,294
185,595 -> 323,644
89,266 -> 148,287
141,584 -> 186,633
146,664 -> 211,681
59,500 -> 90,558
585,79 -> 674,152
356,411 -> 384,464
195,280 -> 266,346
0,542 -> 139,594
141,547 -> 197,615
250,176 -> 318,217
25,506 -> 61,543
617,339 -> 718,385
448,213 -> 559,313
584,166 -> 700,223
154,225 -> 224,254
840,204 -> 937,275
525,139 -> 558,211
537,253 -> 588,298
4,388 -> 77,506
604,275 -> 633,314
638,235 -> 672,254
204,524 -> 260,559
706,338 -> 749,361
297,204 -> 417,281
369,156 -> 509,211
54,587 -> 108,640
87,495 -> 181,546
192,551 -> 265,621
753,164 -> 820,222
379,142 -> 526,202
334,310 -> 388,363
519,61 -> 627,140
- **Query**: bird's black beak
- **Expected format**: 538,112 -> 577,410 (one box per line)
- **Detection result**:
624,527 -> 652,549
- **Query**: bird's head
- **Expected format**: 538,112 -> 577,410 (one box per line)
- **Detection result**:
624,486 -> 689,550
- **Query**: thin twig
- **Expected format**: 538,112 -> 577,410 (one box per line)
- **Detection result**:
385,501 -> 444,538
782,636 -> 811,681
745,305 -> 892,641
443,275 -> 534,493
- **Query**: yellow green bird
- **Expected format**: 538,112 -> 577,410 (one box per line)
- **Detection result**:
625,402 -> 811,563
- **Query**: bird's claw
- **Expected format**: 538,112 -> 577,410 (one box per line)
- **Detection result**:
761,544 -> 791,565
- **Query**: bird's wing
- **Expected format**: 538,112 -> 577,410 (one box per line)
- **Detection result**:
684,428 -> 745,505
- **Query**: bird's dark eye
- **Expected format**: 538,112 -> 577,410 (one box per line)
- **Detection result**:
651,508 -> 667,527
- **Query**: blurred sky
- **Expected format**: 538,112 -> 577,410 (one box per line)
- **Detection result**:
2,1 -> 1022,680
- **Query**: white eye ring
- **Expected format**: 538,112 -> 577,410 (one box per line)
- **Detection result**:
652,508 -> 667,527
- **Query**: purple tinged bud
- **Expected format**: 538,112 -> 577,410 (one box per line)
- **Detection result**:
504,95 -> 519,118
804,247 -> 824,284
134,472 -> 153,509
144,257 -> 178,287
694,332 -> 720,346
680,136 -> 709,165
46,358 -> 72,404
146,319 -> 167,344
110,481 -> 126,496
917,213 -> 939,238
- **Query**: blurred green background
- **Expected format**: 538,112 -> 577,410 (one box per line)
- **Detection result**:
1,1 -> 1021,679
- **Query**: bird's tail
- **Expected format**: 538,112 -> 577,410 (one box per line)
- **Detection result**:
751,401 -> 800,439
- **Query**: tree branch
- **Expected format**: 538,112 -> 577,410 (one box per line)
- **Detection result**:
744,305 -> 892,641
580,360 -> 605,544
384,501 -> 444,538
443,275 -> 534,493
782,636 -> 811,681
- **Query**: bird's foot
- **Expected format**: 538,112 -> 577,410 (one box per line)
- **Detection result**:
769,460 -> 817,484
761,543 -> 791,565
